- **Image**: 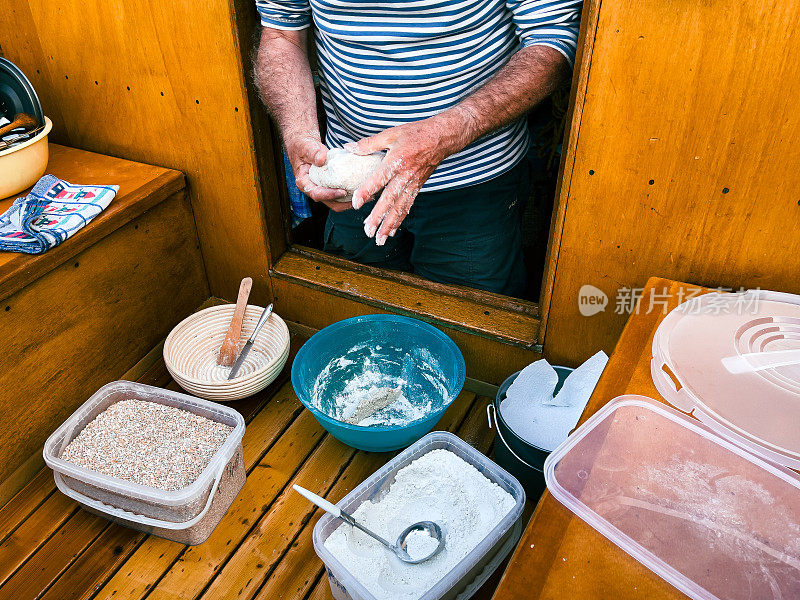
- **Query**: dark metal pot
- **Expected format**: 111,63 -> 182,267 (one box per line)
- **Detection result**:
487,366 -> 573,502
0,58 -> 44,123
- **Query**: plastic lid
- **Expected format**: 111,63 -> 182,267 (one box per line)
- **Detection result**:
544,395 -> 800,600
651,290 -> 800,469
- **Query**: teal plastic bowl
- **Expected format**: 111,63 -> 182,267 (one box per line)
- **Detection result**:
291,315 -> 466,452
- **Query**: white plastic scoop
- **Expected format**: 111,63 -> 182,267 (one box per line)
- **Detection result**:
292,484 -> 444,564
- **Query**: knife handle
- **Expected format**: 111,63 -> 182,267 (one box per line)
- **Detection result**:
248,304 -> 274,343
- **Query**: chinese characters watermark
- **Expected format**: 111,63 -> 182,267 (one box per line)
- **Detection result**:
577,285 -> 761,317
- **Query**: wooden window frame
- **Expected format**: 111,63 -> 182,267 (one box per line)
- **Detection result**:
255,0 -> 596,353
271,245 -> 542,349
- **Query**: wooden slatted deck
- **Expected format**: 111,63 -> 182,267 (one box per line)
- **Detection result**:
0,333 -> 512,600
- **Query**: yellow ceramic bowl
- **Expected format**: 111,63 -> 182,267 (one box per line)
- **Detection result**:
0,116 -> 52,200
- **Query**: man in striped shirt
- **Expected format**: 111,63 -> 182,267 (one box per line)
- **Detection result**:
255,0 -> 581,296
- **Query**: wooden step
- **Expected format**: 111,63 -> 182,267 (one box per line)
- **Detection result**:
0,145 -> 209,504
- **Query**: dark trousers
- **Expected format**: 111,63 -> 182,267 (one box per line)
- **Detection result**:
323,159 -> 530,297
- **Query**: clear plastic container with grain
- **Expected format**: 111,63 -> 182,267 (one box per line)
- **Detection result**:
43,381 -> 246,545
312,431 -> 526,600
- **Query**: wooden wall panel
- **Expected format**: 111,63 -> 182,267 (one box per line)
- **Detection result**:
0,0 -> 283,304
542,0 -> 800,365
0,192 -> 208,484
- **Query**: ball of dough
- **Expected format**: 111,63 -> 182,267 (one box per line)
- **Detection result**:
308,148 -> 384,193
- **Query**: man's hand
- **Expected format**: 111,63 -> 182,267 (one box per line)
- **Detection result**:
346,45 -> 568,245
347,112 -> 469,245
284,132 -> 350,210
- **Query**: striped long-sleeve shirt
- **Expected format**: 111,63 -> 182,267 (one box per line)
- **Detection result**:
257,0 -> 582,191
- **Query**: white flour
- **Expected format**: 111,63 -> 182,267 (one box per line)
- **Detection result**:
324,449 -> 515,600
405,529 -> 441,561
311,343 -> 450,428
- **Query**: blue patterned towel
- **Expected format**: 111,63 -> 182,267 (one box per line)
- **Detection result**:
0,175 -> 118,254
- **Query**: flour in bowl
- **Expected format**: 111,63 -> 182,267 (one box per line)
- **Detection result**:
324,449 -> 515,600
311,344 -> 449,427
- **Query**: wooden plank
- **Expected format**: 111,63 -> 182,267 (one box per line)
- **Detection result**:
0,0 -> 279,304
543,0 -> 800,365
0,145 -> 185,303
127,355 -> 175,389
0,454 -> 47,514
537,0 -> 602,349
38,525 -> 142,600
120,342 -> 166,384
0,509 -> 107,600
0,472 -> 55,546
456,395 -> 495,454
0,192 -> 208,484
173,433 -> 353,600
306,579 -> 331,600
0,493 -> 78,586
272,252 -> 541,348
252,390 -> 477,600
290,247 -> 541,318
228,0 -> 292,268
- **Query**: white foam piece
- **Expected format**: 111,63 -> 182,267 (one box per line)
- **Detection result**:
499,352 -> 609,451
504,359 -> 559,407
543,351 -> 608,407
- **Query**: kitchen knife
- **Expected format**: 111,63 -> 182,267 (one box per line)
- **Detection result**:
228,303 -> 273,380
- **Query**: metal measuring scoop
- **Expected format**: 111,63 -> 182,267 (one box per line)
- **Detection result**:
293,484 -> 444,564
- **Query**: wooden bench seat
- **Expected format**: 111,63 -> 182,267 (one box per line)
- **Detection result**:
0,145 -> 208,505
0,144 -> 186,302
0,331 -> 512,600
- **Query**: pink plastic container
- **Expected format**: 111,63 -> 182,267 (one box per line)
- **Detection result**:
545,289 -> 800,599
545,395 -> 800,600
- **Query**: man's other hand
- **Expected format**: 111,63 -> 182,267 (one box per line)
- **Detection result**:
285,133 -> 351,211
347,113 -> 467,246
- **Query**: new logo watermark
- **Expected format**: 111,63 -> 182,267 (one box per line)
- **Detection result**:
578,285 -> 608,316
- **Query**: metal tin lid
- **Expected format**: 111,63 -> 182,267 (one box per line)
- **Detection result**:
651,289 -> 800,469
0,57 -> 44,123
545,395 -> 800,600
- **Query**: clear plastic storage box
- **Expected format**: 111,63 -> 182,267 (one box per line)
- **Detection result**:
43,381 -> 246,545
545,395 -> 800,600
544,290 -> 800,600
312,431 -> 525,600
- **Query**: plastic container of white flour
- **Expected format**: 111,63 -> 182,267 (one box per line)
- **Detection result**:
312,431 -> 525,600
43,381 -> 246,545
